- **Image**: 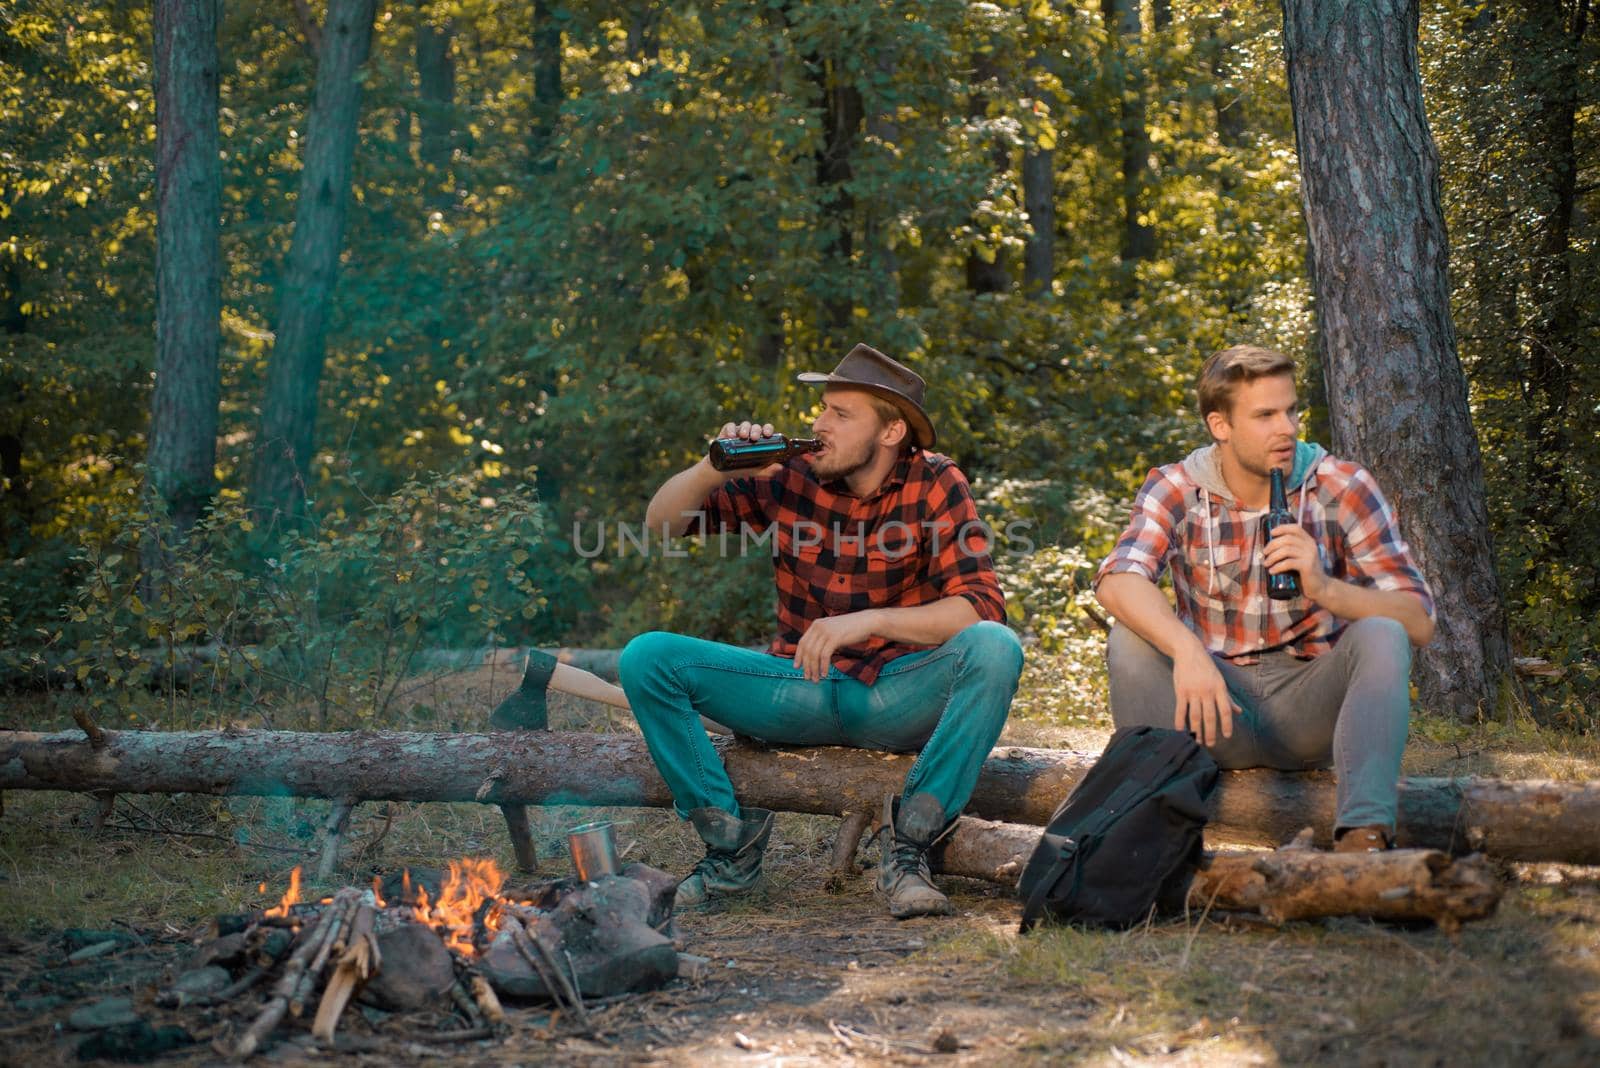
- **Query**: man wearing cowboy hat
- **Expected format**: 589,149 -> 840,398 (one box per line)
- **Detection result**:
619,343 -> 1023,919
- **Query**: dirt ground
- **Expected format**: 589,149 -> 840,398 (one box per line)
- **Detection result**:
2,667 -> 1599,1065
2,841 -> 1598,1066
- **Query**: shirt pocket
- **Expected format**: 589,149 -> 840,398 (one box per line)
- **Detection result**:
1188,543 -> 1245,604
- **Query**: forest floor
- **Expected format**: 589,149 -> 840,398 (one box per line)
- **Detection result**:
1,654 -> 1598,1066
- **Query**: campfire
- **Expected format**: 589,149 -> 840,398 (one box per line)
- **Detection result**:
171,849 -> 683,1057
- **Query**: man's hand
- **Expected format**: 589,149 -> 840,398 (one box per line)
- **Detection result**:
1173,644 -> 1239,747
793,611 -> 879,682
714,419 -> 784,477
1264,522 -> 1329,601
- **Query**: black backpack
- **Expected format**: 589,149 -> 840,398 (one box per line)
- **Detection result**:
1018,725 -> 1219,932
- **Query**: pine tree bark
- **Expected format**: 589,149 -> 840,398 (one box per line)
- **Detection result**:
3,728 -> 1597,864
250,0 -> 378,529
149,0 -> 222,538
1282,0 -> 1511,720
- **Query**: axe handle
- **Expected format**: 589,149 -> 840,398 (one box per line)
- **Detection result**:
548,662 -> 631,710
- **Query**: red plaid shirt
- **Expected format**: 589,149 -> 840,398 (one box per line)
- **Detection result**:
1095,453 -> 1434,662
688,450 -> 1006,683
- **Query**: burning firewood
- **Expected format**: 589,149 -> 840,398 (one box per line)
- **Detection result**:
201,856 -> 680,1056
232,890 -> 348,1058
310,890 -> 379,1042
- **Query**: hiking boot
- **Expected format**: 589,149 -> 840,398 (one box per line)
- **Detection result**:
1333,825 -> 1392,854
875,792 -> 957,919
675,807 -> 774,909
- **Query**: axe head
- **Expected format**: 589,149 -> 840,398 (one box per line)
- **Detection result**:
488,649 -> 558,731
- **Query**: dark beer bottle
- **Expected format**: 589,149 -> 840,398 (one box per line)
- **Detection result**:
1264,467 -> 1302,600
708,434 -> 823,472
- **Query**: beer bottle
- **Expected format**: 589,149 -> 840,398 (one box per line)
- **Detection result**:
708,433 -> 822,472
1264,467 -> 1302,600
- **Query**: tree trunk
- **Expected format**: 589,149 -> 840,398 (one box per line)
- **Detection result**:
415,12 -> 455,180
530,0 -> 562,166
1210,6 -> 1248,195
965,55 -> 1012,295
627,1 -> 662,63
1021,38 -> 1059,299
813,56 -> 863,328
250,0 -> 378,530
1514,0 -> 1587,549
1105,0 -> 1154,266
1281,0 -> 1512,720
149,0 -> 222,539
863,53 -> 902,314
4,729 -> 1597,864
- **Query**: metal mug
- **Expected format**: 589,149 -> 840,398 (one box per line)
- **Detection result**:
566,820 -> 620,881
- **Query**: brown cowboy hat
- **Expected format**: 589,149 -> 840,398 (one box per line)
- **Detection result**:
796,343 -> 936,449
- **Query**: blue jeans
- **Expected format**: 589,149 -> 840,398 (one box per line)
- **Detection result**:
1106,617 -> 1413,832
618,621 -> 1025,823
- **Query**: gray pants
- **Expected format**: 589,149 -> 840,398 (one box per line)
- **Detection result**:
1105,617 -> 1412,832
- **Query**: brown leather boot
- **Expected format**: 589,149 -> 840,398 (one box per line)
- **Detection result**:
875,793 -> 957,919
1333,825 -> 1392,853
674,807 -> 774,909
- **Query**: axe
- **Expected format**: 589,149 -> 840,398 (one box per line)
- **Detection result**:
489,649 -> 631,731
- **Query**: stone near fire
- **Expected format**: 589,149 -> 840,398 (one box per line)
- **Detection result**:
480,914 -> 564,1000
171,965 -> 232,998
360,923 -> 455,1011
481,871 -> 680,1001
67,996 -> 140,1031
557,874 -> 679,996
183,931 -> 247,972
379,866 -> 445,906
622,861 -> 681,940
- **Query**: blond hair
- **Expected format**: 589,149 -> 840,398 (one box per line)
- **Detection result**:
1197,345 -> 1296,418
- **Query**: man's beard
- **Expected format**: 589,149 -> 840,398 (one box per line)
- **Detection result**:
811,439 -> 875,482
1236,447 -> 1293,481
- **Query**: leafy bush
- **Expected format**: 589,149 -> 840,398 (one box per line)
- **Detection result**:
51,473 -> 545,731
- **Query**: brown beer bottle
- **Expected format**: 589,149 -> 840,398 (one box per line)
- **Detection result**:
708,434 -> 822,472
1264,467 -> 1302,600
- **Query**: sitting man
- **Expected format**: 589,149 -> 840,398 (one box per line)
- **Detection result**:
1094,344 -> 1435,852
619,343 -> 1023,918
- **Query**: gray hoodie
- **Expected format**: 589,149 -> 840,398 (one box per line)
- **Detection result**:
1178,440 -> 1328,595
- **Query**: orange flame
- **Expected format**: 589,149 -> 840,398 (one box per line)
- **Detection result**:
261,858 -> 507,955
263,866 -> 303,918
409,858 -> 506,954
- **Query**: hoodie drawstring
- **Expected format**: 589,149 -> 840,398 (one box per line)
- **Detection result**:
1201,487 -> 1217,594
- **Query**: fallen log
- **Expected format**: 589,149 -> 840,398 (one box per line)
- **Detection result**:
939,818 -> 1501,929
1,728 -> 1596,864
1187,842 -> 1503,932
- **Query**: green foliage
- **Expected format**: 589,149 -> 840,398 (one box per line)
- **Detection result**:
1,2 -> 1594,728
50,472 -> 545,730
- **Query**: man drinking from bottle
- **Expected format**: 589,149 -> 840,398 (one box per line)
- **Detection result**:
619,343 -> 1023,918
1093,345 -> 1435,853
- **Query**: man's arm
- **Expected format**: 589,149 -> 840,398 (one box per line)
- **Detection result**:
791,597 -> 980,682
1264,525 -> 1435,646
645,420 -> 774,537
1096,571 -> 1239,746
